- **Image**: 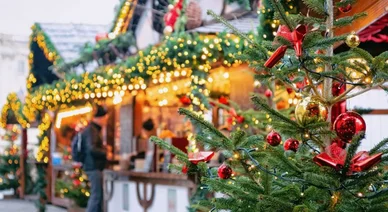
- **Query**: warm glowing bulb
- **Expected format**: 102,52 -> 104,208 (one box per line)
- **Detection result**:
113,94 -> 122,105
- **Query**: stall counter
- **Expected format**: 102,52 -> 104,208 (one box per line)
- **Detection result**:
104,170 -> 196,212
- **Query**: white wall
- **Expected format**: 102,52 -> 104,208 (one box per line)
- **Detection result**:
0,34 -> 29,117
347,89 -> 388,151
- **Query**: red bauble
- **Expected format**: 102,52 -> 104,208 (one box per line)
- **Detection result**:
218,96 -> 229,105
334,111 -> 366,142
63,155 -> 69,161
286,87 -> 293,94
73,179 -> 81,187
265,89 -> 272,98
218,164 -> 233,179
338,3 -> 352,13
182,165 -> 188,174
95,33 -> 109,42
283,138 -> 299,152
266,131 -> 282,146
179,96 -> 191,106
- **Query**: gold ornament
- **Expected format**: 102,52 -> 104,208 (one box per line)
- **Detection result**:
345,32 -> 360,48
295,97 -> 328,125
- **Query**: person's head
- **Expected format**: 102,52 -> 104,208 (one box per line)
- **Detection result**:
92,105 -> 108,127
142,118 -> 154,132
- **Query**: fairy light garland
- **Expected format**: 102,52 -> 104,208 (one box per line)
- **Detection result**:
36,112 -> 51,163
0,93 -> 29,128
28,23 -> 64,92
111,0 -> 138,35
26,32 -> 248,111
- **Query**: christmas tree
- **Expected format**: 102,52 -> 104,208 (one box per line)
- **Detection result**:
56,163 -> 90,208
152,0 -> 388,211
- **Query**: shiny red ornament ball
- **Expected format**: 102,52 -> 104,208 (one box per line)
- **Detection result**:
338,2 -> 352,13
286,87 -> 293,94
334,111 -> 366,142
218,164 -> 233,179
182,165 -> 188,174
265,89 -> 273,98
266,131 -> 282,146
284,138 -> 299,152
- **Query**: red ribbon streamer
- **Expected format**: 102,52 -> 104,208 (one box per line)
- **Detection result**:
189,151 -> 215,165
313,143 -> 382,173
264,25 -> 307,68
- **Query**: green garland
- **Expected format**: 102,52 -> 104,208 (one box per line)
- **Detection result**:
34,163 -> 47,212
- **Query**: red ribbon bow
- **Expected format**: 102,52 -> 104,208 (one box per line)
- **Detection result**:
264,25 -> 308,68
227,109 -> 245,124
313,143 -> 382,173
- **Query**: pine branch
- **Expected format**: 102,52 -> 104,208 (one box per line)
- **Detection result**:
195,134 -> 224,149
369,138 -> 388,155
269,0 -> 295,30
351,47 -> 374,63
304,35 -> 348,49
178,108 -> 230,141
262,168 -> 272,195
272,148 -> 303,174
251,95 -> 303,130
342,133 -> 364,175
240,135 -> 264,147
231,130 -> 247,147
206,10 -> 256,47
334,13 -> 367,27
302,0 -> 326,15
151,136 -> 188,161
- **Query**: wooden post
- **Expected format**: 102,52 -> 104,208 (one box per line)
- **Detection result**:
46,123 -> 53,203
19,128 -> 27,199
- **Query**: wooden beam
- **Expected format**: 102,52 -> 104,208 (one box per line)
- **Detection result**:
335,0 -> 388,35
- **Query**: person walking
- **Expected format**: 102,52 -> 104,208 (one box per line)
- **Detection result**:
78,105 -> 108,212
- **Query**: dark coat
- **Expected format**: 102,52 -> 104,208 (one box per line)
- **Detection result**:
81,122 -> 107,171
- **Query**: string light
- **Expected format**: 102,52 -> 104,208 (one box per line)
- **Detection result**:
36,112 -> 51,163
55,106 -> 93,128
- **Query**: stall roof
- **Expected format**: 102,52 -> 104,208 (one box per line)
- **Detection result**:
28,23 -> 107,90
38,23 -> 107,63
